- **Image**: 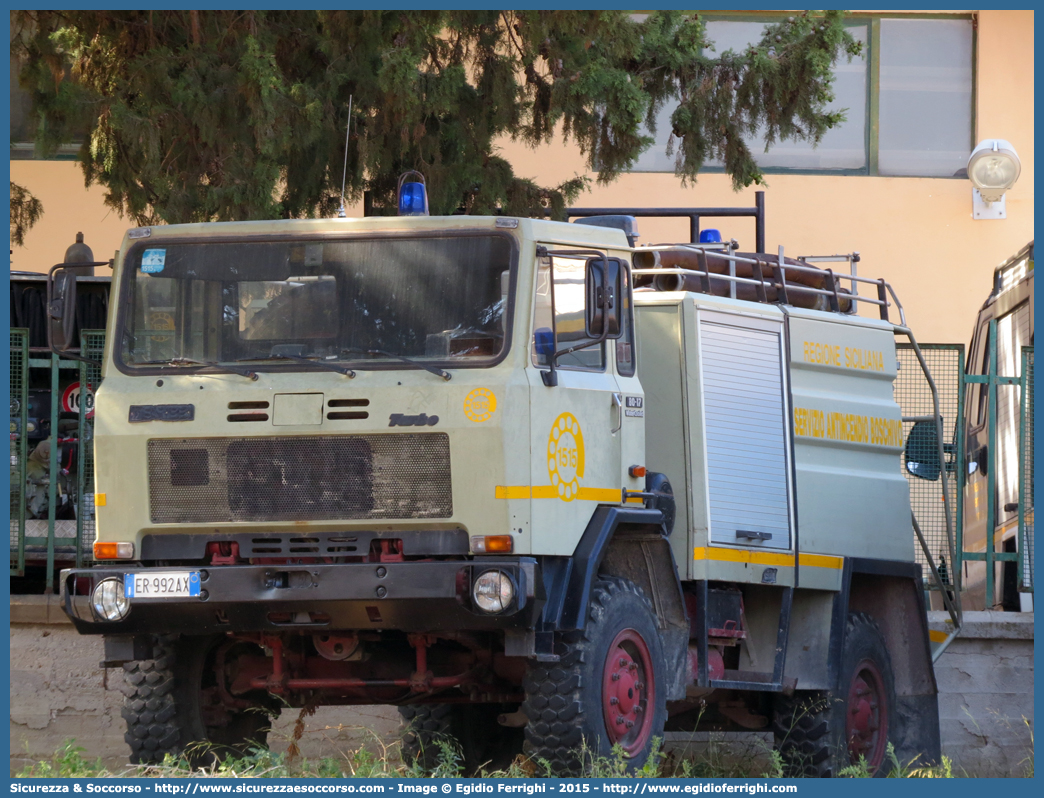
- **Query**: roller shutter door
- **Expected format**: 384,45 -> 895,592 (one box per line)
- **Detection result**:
700,314 -> 792,550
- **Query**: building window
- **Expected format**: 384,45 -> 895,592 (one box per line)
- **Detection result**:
10,56 -> 85,160
877,18 -> 974,177
630,13 -> 974,179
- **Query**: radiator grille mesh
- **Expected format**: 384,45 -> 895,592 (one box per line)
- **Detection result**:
148,434 -> 451,523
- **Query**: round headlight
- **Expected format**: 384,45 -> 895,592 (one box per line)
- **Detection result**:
92,577 -> 130,622
472,570 -> 515,614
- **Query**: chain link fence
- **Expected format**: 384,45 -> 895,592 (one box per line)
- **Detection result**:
10,330 -> 29,576
895,344 -> 963,589
77,330 -> 105,566
1020,346 -> 1034,592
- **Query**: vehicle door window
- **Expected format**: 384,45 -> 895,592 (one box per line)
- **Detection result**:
616,263 -> 636,377
531,254 -> 605,371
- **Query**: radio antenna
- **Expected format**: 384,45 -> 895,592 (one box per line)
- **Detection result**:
338,95 -> 353,218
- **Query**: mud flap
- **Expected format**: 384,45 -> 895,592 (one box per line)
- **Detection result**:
894,693 -> 943,767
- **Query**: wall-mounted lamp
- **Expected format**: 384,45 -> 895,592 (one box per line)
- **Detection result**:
968,139 -> 1021,220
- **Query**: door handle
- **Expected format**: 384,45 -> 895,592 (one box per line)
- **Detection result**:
611,392 -> 623,434
737,529 -> 773,541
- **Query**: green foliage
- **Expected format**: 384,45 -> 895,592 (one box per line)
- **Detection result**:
838,744 -> 956,779
12,11 -> 860,224
16,740 -> 105,778
10,181 -> 44,247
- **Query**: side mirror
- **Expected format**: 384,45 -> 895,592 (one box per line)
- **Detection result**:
905,420 -> 941,481
46,259 -> 108,364
47,267 -> 78,351
585,258 -> 622,339
904,420 -> 957,481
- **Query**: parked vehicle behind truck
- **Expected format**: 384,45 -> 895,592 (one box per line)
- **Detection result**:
962,242 -> 1033,610
54,200 -> 945,776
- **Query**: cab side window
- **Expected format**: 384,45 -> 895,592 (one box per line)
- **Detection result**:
616,263 -> 636,377
532,255 -> 605,371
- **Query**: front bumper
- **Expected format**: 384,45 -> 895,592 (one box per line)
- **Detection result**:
61,558 -> 540,635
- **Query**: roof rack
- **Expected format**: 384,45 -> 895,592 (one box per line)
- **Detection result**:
560,193 -> 903,323
631,242 -> 905,325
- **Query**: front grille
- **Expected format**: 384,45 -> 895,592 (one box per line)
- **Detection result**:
148,434 -> 452,523
170,449 -> 209,486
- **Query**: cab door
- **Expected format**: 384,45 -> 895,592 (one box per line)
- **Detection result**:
527,250 -> 624,556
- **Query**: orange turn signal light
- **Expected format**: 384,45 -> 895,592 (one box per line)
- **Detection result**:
94,541 -> 135,560
470,535 -> 514,554
628,465 -> 647,478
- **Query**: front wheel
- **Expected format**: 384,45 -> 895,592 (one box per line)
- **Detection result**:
522,576 -> 667,775
772,613 -> 896,777
121,635 -> 278,765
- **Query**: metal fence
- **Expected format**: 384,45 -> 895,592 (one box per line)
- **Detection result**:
1019,346 -> 1034,592
9,330 -> 106,583
10,329 -> 29,576
895,344 -> 964,589
77,330 -> 105,566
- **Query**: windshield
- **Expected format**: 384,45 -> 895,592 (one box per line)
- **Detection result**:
117,234 -> 514,371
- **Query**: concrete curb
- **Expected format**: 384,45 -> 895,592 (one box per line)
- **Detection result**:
927,609 -> 1034,640
10,595 -> 71,626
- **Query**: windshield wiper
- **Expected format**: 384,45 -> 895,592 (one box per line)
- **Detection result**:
339,348 -> 451,381
135,357 -> 258,381
236,354 -> 356,378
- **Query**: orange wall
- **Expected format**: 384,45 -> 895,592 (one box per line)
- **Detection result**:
9,161 -> 158,274
9,10 -> 1033,345
496,9 -> 1034,345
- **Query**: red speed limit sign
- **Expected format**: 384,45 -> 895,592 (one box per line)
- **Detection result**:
61,382 -> 95,419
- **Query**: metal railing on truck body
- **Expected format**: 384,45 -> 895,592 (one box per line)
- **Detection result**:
568,191 -> 766,252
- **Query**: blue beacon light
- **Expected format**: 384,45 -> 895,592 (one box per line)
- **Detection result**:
699,228 -> 722,244
397,171 -> 430,216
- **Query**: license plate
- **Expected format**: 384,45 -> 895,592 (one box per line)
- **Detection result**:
124,571 -> 201,599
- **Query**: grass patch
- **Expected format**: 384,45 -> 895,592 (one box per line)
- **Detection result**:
17,737 -> 965,779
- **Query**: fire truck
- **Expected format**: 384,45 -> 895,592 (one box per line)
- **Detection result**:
54,186 -> 943,776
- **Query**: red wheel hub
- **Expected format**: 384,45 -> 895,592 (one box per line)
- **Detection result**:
602,629 -> 655,756
846,658 -> 889,770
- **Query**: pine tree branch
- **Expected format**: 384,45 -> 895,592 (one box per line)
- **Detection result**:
10,182 -> 44,247
19,10 -> 856,220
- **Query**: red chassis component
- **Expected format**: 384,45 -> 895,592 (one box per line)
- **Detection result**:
222,633 -> 521,706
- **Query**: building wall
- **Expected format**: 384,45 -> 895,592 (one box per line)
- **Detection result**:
8,10 -> 1033,344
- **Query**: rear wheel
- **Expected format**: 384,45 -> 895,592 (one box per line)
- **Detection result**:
772,613 -> 895,777
522,576 -> 667,775
398,703 -> 523,774
121,635 -> 278,765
